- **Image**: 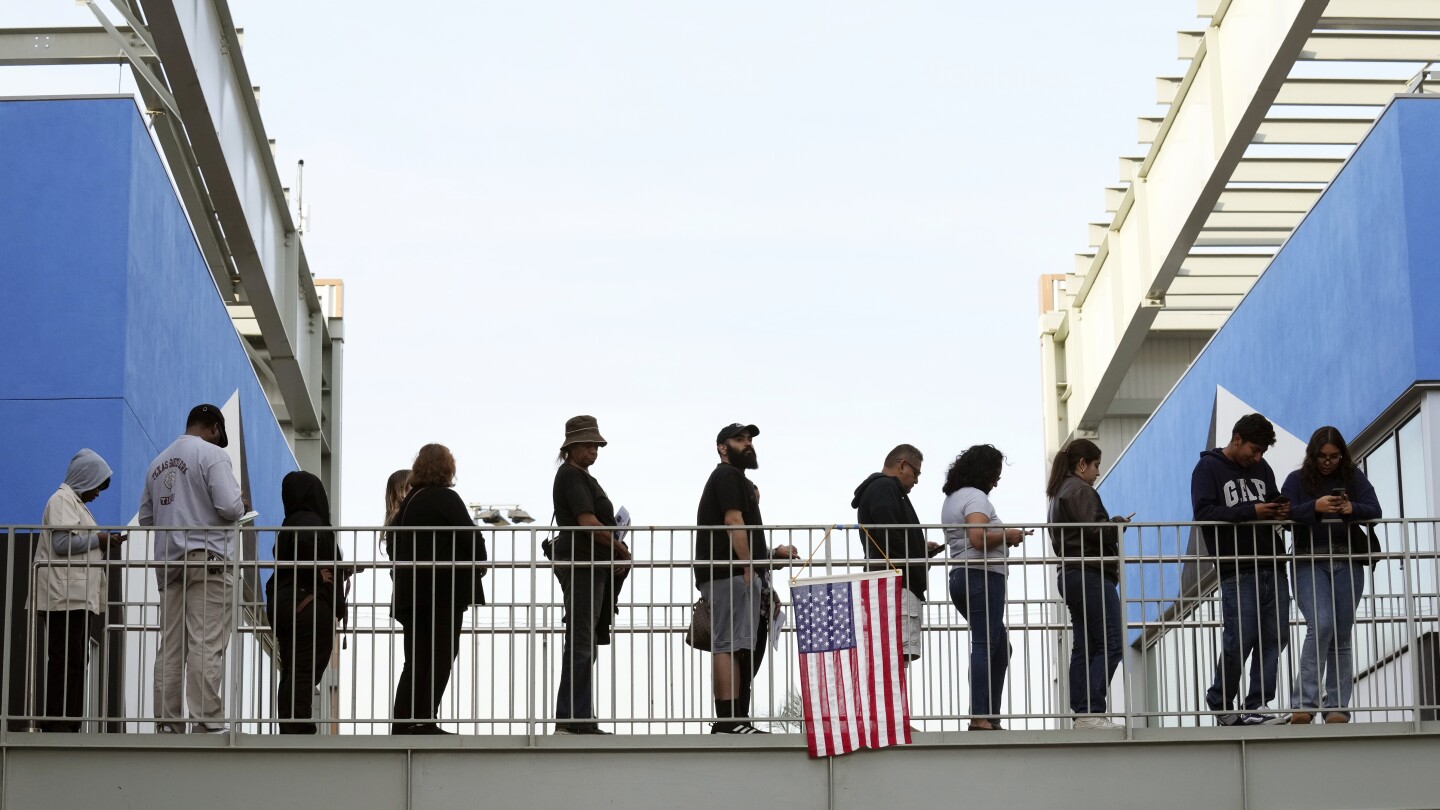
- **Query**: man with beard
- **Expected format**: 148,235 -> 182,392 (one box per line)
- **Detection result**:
695,423 -> 796,733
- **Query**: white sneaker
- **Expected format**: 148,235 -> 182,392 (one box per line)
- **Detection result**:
1074,716 -> 1123,730
197,724 -> 230,734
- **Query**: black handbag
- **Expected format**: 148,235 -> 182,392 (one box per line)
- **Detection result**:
1350,522 -> 1382,563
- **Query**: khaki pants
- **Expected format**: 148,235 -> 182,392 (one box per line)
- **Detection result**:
155,550 -> 233,732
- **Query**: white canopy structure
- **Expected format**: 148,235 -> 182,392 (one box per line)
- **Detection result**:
1039,0 -> 1440,462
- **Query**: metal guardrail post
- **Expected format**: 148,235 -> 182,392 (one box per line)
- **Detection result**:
1,526 -> 13,741
526,527 -> 537,742
1397,518 -> 1423,731
1115,522 -> 1134,738
229,528 -> 244,742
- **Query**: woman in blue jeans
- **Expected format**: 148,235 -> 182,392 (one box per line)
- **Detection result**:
1045,439 -> 1129,730
1281,426 -> 1381,725
941,445 -> 1028,731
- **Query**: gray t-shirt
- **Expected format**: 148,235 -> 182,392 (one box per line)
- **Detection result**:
941,487 -> 1007,572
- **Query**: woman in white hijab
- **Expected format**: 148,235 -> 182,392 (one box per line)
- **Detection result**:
33,449 -> 126,732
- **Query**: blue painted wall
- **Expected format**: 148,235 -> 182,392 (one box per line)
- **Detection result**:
0,98 -> 295,546
1098,97 -> 1440,627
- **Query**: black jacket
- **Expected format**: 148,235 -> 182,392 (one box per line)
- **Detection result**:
392,486 -> 487,618
852,473 -> 929,599
269,471 -> 346,619
1046,473 -> 1120,582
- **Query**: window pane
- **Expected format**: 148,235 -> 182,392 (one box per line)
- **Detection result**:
1367,434 -> 1401,519
1399,416 -> 1426,520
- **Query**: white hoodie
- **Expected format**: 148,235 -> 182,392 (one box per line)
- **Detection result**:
34,449 -> 113,614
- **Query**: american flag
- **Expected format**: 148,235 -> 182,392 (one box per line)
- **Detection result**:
793,571 -> 910,757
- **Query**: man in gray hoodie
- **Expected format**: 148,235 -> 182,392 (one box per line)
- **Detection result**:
139,404 -> 246,733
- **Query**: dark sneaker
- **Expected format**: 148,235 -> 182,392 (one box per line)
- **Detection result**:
714,722 -> 770,734
1217,713 -> 1244,726
1239,712 -> 1286,726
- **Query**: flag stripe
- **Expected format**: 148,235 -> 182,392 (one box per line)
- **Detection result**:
795,572 -> 910,758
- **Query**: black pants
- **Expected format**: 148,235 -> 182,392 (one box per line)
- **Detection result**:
393,603 -> 465,726
39,609 -> 93,733
555,565 -> 615,722
271,591 -> 336,734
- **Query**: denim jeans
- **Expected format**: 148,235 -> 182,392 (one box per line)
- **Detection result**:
1205,567 -> 1290,712
949,567 -> 1009,722
1291,559 -> 1365,711
555,565 -> 614,721
1058,568 -> 1123,714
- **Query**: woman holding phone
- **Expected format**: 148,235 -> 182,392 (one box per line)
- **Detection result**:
1281,426 -> 1381,725
1045,439 -> 1129,730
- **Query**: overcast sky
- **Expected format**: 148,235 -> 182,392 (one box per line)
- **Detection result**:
6,1 -> 1200,535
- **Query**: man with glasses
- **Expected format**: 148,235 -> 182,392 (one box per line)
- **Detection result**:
852,445 -> 944,676
1192,412 -> 1291,726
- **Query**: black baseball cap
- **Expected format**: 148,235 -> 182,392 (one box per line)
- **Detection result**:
715,423 -> 759,444
187,404 -> 229,448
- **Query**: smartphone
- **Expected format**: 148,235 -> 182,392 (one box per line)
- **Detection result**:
1267,495 -> 1290,506
1331,487 -> 1349,499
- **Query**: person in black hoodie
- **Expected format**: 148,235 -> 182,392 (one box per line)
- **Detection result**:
266,470 -> 345,734
852,444 -> 943,669
1192,413 -> 1291,726
390,443 -> 487,735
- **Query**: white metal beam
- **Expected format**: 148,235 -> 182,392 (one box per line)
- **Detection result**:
1060,0 -> 1330,444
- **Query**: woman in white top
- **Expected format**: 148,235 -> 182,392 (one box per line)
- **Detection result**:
941,445 -> 1027,731
34,449 -> 126,732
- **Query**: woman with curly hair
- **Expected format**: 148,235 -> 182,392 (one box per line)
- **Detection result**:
941,444 -> 1028,731
1281,426 -> 1381,725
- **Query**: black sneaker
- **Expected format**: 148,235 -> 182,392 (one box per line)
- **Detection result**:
1216,713 -> 1244,726
714,722 -> 770,734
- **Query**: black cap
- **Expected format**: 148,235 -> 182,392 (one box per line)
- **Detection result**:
187,404 -> 229,449
715,423 -> 759,444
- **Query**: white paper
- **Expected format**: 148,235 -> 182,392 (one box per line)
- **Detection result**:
615,505 -> 631,544
770,605 -> 786,651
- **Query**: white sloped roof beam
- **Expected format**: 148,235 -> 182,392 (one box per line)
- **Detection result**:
139,0 -> 323,435
1062,0 -> 1330,440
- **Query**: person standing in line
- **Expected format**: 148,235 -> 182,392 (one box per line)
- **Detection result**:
941,444 -> 1027,731
265,471 -> 345,734
1193,413 -> 1291,726
1046,439 -> 1128,730
139,404 -> 247,734
33,449 -> 126,732
381,469 -> 411,560
852,445 -> 945,713
1282,426 -> 1381,725
550,415 -> 631,735
390,443 -> 486,735
695,423 -> 797,734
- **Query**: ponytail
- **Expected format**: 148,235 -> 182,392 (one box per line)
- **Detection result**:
1046,439 -> 1101,498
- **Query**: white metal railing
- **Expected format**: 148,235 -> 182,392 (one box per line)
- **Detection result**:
4,519 -> 1437,736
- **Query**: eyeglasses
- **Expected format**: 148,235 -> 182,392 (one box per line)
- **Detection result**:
1317,453 -> 1343,463
902,460 -> 923,476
